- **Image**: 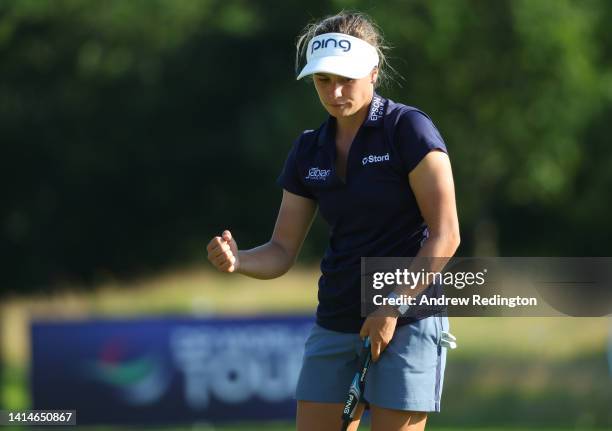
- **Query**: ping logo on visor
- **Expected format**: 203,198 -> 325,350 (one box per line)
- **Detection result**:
311,37 -> 352,54
297,32 -> 379,80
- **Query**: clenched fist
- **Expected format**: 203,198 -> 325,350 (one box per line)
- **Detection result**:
207,230 -> 239,273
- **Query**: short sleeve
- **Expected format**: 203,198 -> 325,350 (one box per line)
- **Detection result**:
395,110 -> 448,174
276,137 -> 316,200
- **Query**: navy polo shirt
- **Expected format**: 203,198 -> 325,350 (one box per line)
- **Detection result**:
277,93 -> 448,333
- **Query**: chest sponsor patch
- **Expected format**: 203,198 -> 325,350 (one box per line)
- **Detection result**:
362,153 -> 390,166
305,167 -> 331,180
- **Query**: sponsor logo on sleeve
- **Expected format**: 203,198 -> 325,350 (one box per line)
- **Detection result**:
305,167 -> 331,180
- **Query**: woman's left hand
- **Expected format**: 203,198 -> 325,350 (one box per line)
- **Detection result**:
359,314 -> 398,362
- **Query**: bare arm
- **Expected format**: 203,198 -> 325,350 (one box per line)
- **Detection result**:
206,190 -> 317,279
410,150 -> 460,259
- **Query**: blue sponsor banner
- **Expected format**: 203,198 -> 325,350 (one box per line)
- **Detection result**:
31,315 -> 314,425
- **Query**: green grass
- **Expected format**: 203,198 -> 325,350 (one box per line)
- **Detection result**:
1,363 -> 29,410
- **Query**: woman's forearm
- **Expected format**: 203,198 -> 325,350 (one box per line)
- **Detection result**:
417,231 -> 460,262
386,231 -> 461,303
236,241 -> 295,279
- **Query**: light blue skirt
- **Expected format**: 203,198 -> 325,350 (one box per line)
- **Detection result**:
295,315 -> 449,412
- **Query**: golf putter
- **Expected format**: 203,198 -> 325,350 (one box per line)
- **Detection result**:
340,336 -> 372,431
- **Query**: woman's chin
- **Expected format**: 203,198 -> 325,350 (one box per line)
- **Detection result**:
328,105 -> 353,117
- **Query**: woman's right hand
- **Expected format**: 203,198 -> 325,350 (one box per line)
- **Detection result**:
206,230 -> 239,273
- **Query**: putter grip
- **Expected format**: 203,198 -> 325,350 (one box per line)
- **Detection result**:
341,337 -> 372,426
357,337 -> 371,370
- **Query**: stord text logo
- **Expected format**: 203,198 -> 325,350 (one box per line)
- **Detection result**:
305,167 -> 331,180
362,153 -> 390,166
311,38 -> 352,54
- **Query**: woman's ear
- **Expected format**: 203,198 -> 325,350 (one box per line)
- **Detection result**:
370,67 -> 379,84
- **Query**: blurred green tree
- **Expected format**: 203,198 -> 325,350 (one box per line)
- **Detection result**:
1,0 -> 611,292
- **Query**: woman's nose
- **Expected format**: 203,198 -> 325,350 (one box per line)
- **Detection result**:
333,83 -> 343,99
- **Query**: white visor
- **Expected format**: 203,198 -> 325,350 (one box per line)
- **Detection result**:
297,32 -> 379,80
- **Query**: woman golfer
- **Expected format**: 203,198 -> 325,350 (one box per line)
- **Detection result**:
207,11 -> 460,431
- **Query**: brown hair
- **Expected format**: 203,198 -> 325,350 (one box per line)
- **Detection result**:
295,11 -> 394,88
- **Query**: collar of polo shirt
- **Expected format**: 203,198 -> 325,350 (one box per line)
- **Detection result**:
316,93 -> 388,147
297,32 -> 380,80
